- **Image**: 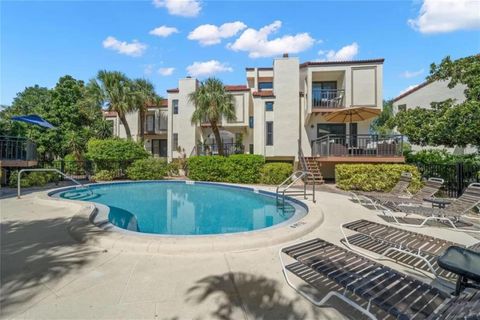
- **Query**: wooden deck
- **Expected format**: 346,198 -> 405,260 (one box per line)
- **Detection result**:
0,160 -> 38,168
314,156 -> 405,163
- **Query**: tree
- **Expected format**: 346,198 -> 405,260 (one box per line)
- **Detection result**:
1,76 -> 105,160
90,71 -> 134,139
370,100 -> 395,135
189,78 -> 236,156
393,55 -> 480,148
132,79 -> 162,141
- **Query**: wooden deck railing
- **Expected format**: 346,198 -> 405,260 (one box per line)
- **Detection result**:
312,134 -> 404,157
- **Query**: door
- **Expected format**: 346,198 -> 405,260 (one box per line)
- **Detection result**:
151,139 -> 167,157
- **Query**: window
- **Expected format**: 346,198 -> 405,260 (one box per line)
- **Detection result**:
266,121 -> 273,146
317,123 -> 346,138
151,139 -> 167,157
146,114 -> 155,132
173,133 -> 178,150
258,82 -> 273,91
249,144 -> 254,154
173,99 -> 179,114
398,104 -> 407,112
265,102 -> 274,112
249,116 -> 254,128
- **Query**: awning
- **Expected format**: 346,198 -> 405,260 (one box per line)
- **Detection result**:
11,115 -> 55,129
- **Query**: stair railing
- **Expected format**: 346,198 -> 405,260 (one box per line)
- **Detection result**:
276,170 -> 316,207
17,168 -> 92,198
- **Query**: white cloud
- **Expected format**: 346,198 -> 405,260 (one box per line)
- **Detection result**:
188,21 -> 247,46
158,67 -> 175,76
149,25 -> 179,37
408,0 -> 480,33
144,64 -> 155,75
102,36 -> 147,57
401,68 -> 424,78
186,60 -> 233,77
227,21 -> 315,58
318,42 -> 359,61
398,84 -> 420,96
152,0 -> 201,17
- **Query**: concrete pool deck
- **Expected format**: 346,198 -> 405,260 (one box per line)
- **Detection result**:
1,184 -> 479,319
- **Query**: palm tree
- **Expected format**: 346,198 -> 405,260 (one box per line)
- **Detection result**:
189,78 -> 236,156
132,79 -> 162,141
90,71 -> 134,139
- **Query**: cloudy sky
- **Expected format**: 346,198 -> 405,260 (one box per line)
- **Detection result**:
1,0 -> 479,105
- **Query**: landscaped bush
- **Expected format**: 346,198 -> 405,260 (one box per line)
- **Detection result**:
86,138 -> 149,170
187,156 -> 228,182
405,149 -> 480,165
8,170 -> 59,188
127,158 -> 168,180
166,161 -> 180,176
91,170 -> 115,182
63,153 -> 85,175
223,154 -> 265,183
260,163 -> 293,185
335,164 -> 422,193
187,155 -> 265,183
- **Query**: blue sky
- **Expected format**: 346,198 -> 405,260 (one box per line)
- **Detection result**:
1,0 -> 479,106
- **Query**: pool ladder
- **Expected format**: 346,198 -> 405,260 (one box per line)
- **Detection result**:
276,171 -> 316,208
17,168 -> 93,198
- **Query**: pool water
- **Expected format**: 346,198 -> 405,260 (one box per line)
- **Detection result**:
59,181 -> 304,235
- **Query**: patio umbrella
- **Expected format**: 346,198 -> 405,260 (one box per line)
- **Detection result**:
324,106 -> 381,123
11,115 -> 55,129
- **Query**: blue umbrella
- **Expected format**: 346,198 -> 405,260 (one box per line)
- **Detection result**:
11,115 -> 55,129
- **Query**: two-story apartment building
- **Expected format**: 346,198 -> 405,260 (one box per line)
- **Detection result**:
104,99 -> 169,157
108,54 -> 404,179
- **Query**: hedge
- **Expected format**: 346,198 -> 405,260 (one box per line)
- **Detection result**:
86,138 -> 149,162
260,163 -> 293,185
335,164 -> 422,193
127,158 -> 168,180
187,154 -> 265,183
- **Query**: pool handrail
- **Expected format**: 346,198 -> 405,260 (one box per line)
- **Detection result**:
17,168 -> 91,198
276,170 -> 316,206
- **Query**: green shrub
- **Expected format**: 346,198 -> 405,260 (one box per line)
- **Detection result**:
166,161 -> 180,176
8,170 -> 58,188
336,164 -> 422,193
127,158 -> 168,180
406,149 -> 480,165
92,170 -> 115,181
86,138 -> 149,170
260,163 -> 293,185
223,154 -> 265,183
63,153 -> 85,175
187,155 -> 265,183
187,156 -> 228,182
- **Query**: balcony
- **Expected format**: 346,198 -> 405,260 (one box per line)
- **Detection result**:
311,134 -> 405,162
312,89 -> 344,109
0,136 -> 38,167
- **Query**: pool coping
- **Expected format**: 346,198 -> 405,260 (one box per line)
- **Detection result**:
38,180 -> 325,254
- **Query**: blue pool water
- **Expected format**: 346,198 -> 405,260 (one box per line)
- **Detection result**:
58,181 -> 305,235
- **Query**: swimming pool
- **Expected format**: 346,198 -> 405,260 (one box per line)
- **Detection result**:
57,181 -> 307,236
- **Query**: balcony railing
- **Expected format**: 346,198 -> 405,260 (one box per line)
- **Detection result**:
312,134 -> 404,157
193,143 -> 244,157
312,89 -> 345,108
0,136 -> 37,161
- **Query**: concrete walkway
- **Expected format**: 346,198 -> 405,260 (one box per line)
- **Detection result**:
1,186 -> 478,320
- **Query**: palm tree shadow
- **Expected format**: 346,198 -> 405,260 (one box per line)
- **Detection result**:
0,216 -> 99,317
185,272 -> 322,320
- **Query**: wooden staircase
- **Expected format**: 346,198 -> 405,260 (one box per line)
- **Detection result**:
301,157 -> 324,185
